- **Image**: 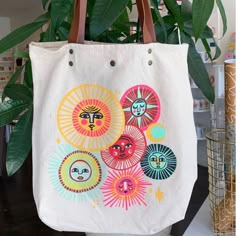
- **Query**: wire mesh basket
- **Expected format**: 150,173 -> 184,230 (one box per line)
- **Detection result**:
206,129 -> 236,236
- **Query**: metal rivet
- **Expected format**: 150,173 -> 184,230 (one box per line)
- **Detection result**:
110,60 -> 116,67
69,61 -> 73,66
148,48 -> 152,54
148,60 -> 152,66
69,49 -> 73,54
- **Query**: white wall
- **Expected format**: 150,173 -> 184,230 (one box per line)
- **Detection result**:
0,17 -> 10,39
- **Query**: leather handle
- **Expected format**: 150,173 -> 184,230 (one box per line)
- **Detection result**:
68,0 -> 156,44
68,0 -> 87,44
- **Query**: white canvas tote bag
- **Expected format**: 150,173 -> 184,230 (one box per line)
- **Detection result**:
29,0 -> 197,234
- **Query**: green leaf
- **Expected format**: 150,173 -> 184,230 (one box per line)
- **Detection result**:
151,0 -> 167,42
184,20 -> 213,38
216,0 -> 227,37
14,51 -> 30,59
56,21 -> 71,41
112,7 -> 129,34
213,38 -> 221,60
6,108 -> 33,176
0,100 -> 31,127
42,0 -> 50,9
201,38 -> 213,61
0,18 -> 48,54
167,30 -> 179,44
182,33 -> 215,103
2,66 -> 24,102
50,0 -> 73,30
23,60 -> 33,89
4,84 -> 33,102
87,0 -> 96,17
192,0 -> 214,41
163,0 -> 184,31
127,0 -> 133,12
90,0 -> 129,38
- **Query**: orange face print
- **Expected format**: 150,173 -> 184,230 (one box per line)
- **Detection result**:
72,99 -> 111,137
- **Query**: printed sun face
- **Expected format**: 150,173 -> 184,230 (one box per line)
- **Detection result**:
101,125 -> 147,170
109,135 -> 136,160
100,166 -> 151,210
69,160 -> 92,182
49,144 -> 105,202
120,85 -> 160,131
141,144 -> 177,180
57,84 -> 125,152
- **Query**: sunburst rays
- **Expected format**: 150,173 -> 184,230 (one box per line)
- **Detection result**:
49,144 -> 106,202
120,85 -> 160,131
57,84 -> 125,152
101,125 -> 146,170
140,144 -> 177,180
100,166 -> 151,210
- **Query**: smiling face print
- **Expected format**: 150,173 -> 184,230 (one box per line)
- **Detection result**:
116,178 -> 136,195
109,135 -> 135,160
69,160 -> 92,182
131,99 -> 147,117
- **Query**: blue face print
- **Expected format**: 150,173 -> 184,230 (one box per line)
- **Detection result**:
149,152 -> 167,170
69,160 -> 92,182
131,99 -> 147,117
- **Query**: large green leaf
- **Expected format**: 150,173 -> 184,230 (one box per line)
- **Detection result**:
167,30 -> 179,44
151,0 -> 167,42
23,60 -> 33,89
2,66 -> 24,102
0,100 -> 31,127
50,0 -> 73,30
182,0 -> 192,16
216,0 -> 227,37
201,38 -> 213,61
112,7 -> 130,34
90,0 -> 129,38
0,15 -> 48,54
6,108 -> 33,176
163,0 -> 184,31
182,33 -> 215,103
192,0 -> 214,40
4,84 -> 32,102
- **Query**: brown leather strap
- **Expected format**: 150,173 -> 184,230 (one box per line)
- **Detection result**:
68,0 -> 87,43
68,0 -> 156,44
136,0 -> 156,43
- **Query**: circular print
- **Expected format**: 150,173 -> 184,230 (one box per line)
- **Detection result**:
140,144 -> 177,180
146,123 -> 166,142
100,166 -> 151,210
120,85 -> 160,131
101,125 -> 147,170
59,150 -> 102,193
57,84 -> 125,152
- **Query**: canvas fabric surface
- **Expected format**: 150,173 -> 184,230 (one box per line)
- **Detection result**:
29,41 -> 197,234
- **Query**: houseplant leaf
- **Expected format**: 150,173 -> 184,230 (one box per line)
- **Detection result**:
0,100 -> 31,127
192,0 -> 214,40
23,60 -> 33,89
151,0 -> 167,42
2,66 -> 24,102
6,108 -> 33,176
216,0 -> 227,37
90,0 -> 129,38
14,51 -> 30,59
4,84 -> 33,102
50,0 -> 73,30
163,0 -> 184,31
0,14 -> 48,54
182,33 -> 215,103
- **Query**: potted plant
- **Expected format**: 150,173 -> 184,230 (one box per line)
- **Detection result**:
0,0 -> 227,176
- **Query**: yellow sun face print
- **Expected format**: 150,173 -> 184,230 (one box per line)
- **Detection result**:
57,84 -> 125,152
